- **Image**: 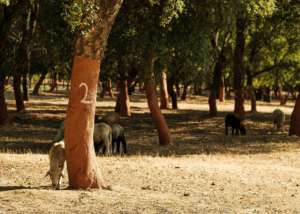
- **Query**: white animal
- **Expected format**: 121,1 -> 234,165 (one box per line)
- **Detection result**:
46,140 -> 66,190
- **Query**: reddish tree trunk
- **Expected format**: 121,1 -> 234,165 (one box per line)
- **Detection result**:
145,52 -> 172,145
64,0 -> 122,190
32,71 -> 47,95
0,72 -> 8,125
208,92 -> 217,116
160,71 -> 169,109
115,79 -> 131,117
289,91 -> 300,136
280,94 -> 288,106
219,78 -> 225,102
65,56 -> 103,189
13,73 -> 25,112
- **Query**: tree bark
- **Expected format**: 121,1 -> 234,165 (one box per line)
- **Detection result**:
64,0 -> 123,189
160,70 -> 169,109
17,0 -> 36,101
209,50 -> 225,116
233,15 -> 246,117
289,91 -> 300,136
168,81 -> 178,109
219,78 -> 225,102
0,72 -> 8,125
115,79 -> 131,117
13,73 -> 25,112
145,52 -> 172,145
249,85 -> 257,113
32,71 -> 47,95
22,73 -> 29,101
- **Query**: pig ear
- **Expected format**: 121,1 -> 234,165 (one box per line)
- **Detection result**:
60,172 -> 65,178
45,170 -> 50,177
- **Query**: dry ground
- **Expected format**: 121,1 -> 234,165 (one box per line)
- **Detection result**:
0,90 -> 300,213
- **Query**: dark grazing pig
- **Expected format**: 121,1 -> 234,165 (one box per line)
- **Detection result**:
111,124 -> 127,154
225,113 -> 246,136
95,112 -> 120,125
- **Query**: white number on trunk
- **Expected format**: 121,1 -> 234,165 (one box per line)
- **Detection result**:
79,83 -> 92,104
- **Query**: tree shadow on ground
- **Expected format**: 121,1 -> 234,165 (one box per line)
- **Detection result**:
1,98 -> 299,156
0,185 -> 52,192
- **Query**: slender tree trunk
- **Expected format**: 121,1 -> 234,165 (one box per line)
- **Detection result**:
128,79 -> 137,95
64,0 -> 122,189
0,72 -> 8,125
193,84 -> 198,95
22,73 -> 29,101
209,50 -> 225,116
263,87 -> 271,103
160,70 -> 169,109
181,83 -> 188,101
100,81 -> 107,98
13,73 -> 25,112
48,72 -> 57,92
115,79 -> 131,117
17,0 -> 36,101
247,74 -> 256,113
175,83 -> 180,97
100,80 -> 114,98
219,78 -> 225,102
249,85 -> 257,113
32,71 -> 47,95
139,81 -> 144,92
233,15 -> 246,117
107,78 -> 114,98
145,51 -> 172,145
289,90 -> 300,136
168,80 -> 178,109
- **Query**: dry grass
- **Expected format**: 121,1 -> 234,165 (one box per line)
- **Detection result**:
1,153 -> 299,213
0,91 -> 300,213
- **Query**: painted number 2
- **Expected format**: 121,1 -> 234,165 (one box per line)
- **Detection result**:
79,83 -> 92,104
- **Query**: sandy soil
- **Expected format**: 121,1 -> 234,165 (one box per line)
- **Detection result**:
0,152 -> 300,213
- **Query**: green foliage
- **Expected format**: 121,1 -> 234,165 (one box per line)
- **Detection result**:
0,0 -> 10,5
0,0 -> 299,92
61,0 -> 84,32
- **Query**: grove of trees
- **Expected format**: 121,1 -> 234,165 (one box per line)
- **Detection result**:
0,0 -> 299,189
